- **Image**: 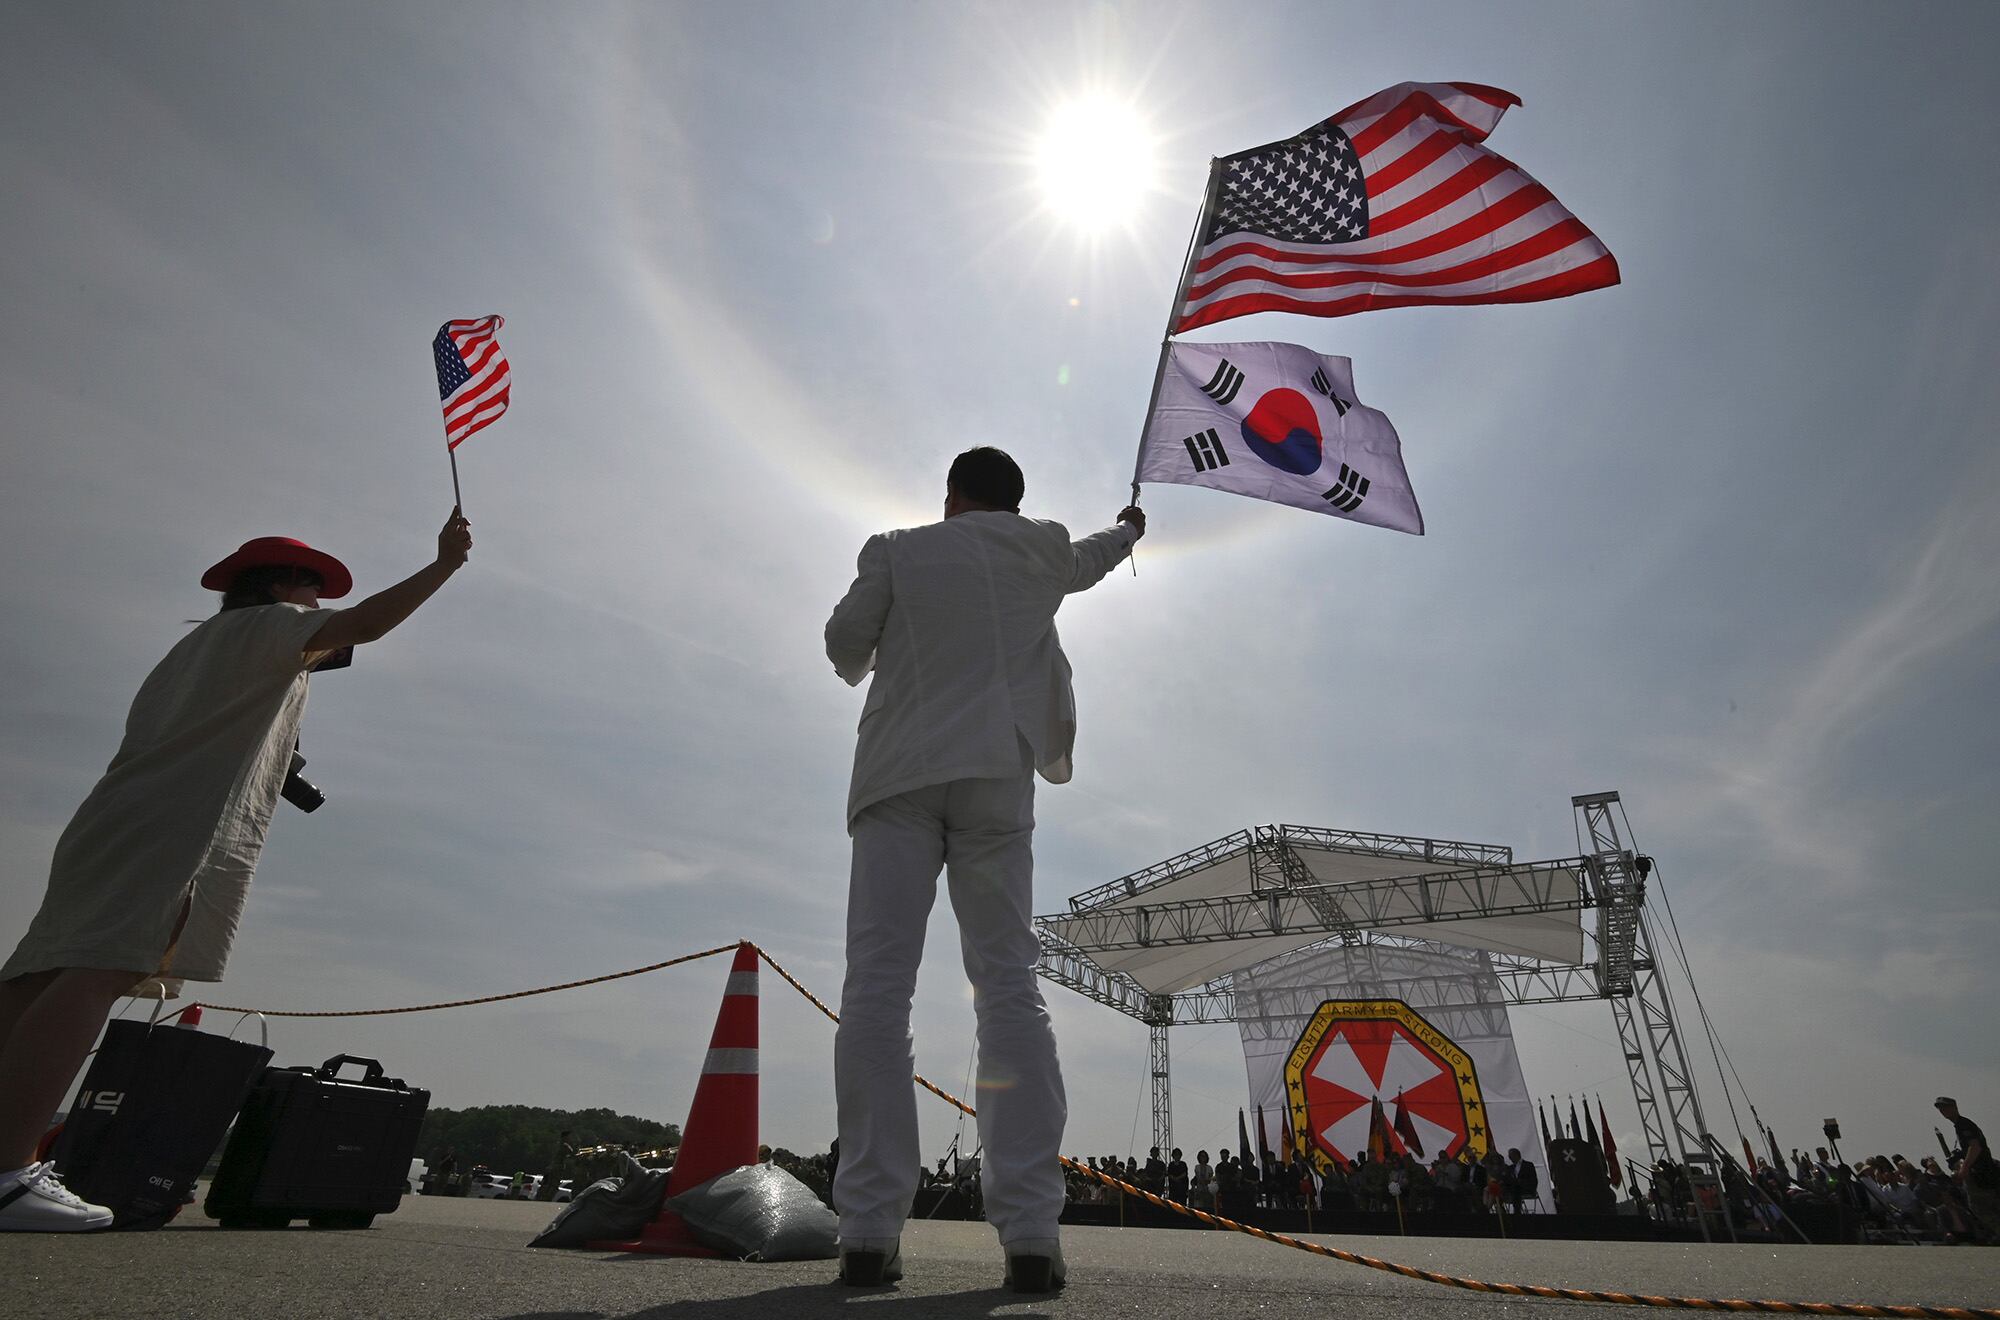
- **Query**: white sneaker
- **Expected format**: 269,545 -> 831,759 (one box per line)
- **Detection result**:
0,1164 -> 114,1232
1004,1237 -> 1066,1293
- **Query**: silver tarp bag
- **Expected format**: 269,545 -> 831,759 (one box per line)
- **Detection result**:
527,1153 -> 670,1249
664,1162 -> 837,1261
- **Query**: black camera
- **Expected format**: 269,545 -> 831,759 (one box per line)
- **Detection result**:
279,648 -> 350,813
281,747 -> 325,813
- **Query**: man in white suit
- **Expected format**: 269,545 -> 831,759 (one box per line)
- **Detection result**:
824,447 -> 1144,1292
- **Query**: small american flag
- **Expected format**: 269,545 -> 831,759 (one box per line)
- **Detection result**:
432,315 -> 511,449
1176,82 -> 1618,331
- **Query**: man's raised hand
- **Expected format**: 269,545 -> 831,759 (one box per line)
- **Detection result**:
1117,505 -> 1147,540
438,507 -> 473,568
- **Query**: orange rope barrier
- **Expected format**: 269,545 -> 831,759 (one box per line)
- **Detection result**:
1050,1162 -> 2000,1320
192,943 -> 740,1017
198,940 -> 2000,1318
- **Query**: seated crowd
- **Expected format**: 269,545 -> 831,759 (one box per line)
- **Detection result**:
1640,1145 -> 1990,1244
1061,1143 -> 1542,1216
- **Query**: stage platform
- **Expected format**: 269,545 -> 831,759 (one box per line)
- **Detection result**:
0,1185 -> 1990,1320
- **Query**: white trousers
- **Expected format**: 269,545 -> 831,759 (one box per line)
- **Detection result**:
832,756 -> 1067,1246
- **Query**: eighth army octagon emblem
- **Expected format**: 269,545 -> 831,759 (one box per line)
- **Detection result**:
1283,999 -> 1488,1173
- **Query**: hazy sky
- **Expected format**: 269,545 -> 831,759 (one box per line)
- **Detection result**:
4,1 -> 1996,1172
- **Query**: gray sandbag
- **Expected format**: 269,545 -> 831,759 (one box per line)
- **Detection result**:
527,1153 -> 671,1249
663,1162 -> 838,1261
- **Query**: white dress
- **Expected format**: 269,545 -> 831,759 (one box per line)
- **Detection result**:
2,603 -> 333,984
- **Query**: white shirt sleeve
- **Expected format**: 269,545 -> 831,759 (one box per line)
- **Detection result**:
257,603 -> 340,673
1066,523 -> 1138,594
825,534 -> 892,686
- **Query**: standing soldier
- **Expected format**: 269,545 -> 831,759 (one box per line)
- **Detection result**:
1935,1098 -> 1999,1241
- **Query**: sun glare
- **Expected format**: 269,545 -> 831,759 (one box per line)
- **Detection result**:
1033,93 -> 1156,231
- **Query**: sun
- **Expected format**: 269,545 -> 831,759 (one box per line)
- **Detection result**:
1033,92 -> 1157,232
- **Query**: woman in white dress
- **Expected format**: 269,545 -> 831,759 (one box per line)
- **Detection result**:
1190,1150 -> 1215,1211
0,510 -> 470,1231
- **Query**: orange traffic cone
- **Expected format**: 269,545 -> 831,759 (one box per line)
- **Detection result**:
591,941 -> 760,1255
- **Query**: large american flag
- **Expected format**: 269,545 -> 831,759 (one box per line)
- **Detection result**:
1175,82 -> 1618,331
432,315 -> 511,449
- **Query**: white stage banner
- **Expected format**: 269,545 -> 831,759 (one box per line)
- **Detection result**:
1236,942 -> 1544,1199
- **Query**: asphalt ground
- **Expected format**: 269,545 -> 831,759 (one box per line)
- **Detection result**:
2,1192 -> 1994,1320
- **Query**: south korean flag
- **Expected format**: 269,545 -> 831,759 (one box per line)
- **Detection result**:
1137,342 -> 1424,534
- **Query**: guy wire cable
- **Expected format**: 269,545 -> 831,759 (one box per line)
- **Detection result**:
1619,800 -> 1753,1151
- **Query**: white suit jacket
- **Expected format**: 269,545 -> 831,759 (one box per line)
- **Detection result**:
825,511 -> 1137,825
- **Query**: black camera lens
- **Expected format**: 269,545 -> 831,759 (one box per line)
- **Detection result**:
281,750 -> 325,813
281,773 -> 325,813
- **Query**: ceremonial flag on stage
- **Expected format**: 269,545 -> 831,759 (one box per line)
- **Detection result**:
1137,340 -> 1422,533
433,315 -> 512,449
1567,1098 -> 1582,1140
1173,81 -> 1618,332
1599,1098 -> 1622,1187
1237,1109 -> 1256,1171
1366,1097 -> 1393,1163
1254,1104 -> 1272,1161
1391,1091 -> 1425,1158
1538,1099 -> 1554,1150
1585,1102 -> 1604,1157
1282,1107 -> 1297,1159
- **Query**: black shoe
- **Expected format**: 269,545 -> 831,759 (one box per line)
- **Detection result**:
838,1238 -> 902,1285
1004,1240 -> 1066,1293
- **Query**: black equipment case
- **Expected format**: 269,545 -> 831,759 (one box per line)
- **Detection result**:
205,1054 -> 429,1229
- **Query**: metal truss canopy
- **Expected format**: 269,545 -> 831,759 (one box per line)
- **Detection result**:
1067,824 -> 1512,913
1047,856 -> 1591,982
1041,828 -> 1588,998
1039,930 -> 1632,1027
1034,819 -> 1637,1024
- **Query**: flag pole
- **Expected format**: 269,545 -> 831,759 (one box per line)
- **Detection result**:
1132,155 -> 1226,502
447,443 -> 464,511
1127,156 -> 1226,573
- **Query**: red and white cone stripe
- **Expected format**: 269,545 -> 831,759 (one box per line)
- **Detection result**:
663,942 -> 759,1194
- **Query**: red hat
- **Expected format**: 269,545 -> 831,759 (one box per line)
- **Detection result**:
200,537 -> 353,599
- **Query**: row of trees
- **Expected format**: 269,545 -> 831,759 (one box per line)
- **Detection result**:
417,1104 -> 681,1176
